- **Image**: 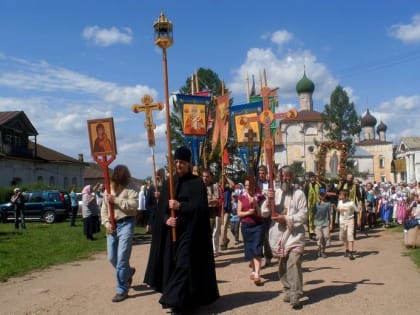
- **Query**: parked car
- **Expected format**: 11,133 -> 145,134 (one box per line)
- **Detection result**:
0,190 -> 72,224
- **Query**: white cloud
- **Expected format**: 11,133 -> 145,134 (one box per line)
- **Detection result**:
388,14 -> 420,43
0,55 -> 163,178
270,30 -> 293,47
0,56 -> 157,107
82,26 -> 133,47
228,47 -> 338,103
342,86 -> 359,104
371,95 -> 420,142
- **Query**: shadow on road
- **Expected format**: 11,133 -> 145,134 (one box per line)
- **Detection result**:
303,278 -> 384,305
199,290 -> 280,314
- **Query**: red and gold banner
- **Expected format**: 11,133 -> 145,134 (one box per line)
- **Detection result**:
211,93 -> 230,154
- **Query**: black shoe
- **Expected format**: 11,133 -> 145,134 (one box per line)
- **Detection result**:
128,267 -> 136,287
220,245 -> 227,251
344,250 -> 349,257
349,252 -> 355,260
290,298 -> 302,309
112,292 -> 128,302
170,307 -> 185,315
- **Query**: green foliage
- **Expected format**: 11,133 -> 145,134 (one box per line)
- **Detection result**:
321,86 -> 360,152
0,221 -> 149,281
178,68 -> 226,96
291,161 -> 305,181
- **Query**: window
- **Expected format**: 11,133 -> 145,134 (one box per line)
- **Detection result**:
37,176 -> 44,184
63,177 -> 69,189
379,156 -> 385,169
49,176 -> 55,186
29,192 -> 44,202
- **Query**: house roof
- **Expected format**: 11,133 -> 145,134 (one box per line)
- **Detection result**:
352,146 -> 374,158
399,137 -> 420,150
281,109 -> 322,123
0,111 -> 38,135
357,139 -> 392,146
27,141 -> 85,164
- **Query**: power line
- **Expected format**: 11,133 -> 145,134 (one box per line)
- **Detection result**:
338,48 -> 420,78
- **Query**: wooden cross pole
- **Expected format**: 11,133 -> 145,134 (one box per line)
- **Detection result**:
132,94 -> 163,186
249,86 -> 298,216
244,128 -> 258,178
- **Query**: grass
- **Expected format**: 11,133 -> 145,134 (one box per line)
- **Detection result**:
0,219 -> 147,282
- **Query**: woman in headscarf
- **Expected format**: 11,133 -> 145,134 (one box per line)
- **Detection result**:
81,184 -> 100,240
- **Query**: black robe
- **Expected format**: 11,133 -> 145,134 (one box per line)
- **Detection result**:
144,172 -> 219,309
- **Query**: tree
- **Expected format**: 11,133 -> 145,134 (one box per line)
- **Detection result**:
170,68 -> 236,180
321,85 -> 360,149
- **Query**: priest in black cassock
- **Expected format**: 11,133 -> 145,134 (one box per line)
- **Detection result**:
144,146 -> 219,315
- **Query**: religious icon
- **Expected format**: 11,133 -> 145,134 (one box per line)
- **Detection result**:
87,117 -> 117,156
235,113 -> 260,143
183,104 -> 206,135
328,150 -> 339,178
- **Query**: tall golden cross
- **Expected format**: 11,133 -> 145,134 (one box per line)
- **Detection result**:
132,94 -> 163,147
132,94 -> 163,187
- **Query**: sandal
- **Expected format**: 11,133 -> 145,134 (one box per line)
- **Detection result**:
253,276 -> 263,286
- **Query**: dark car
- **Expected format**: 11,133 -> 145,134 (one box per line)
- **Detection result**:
0,190 -> 72,224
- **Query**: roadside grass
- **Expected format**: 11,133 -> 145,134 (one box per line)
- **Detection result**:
390,224 -> 420,269
0,220 -> 147,282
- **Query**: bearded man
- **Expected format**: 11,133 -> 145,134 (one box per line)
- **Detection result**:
265,166 -> 307,310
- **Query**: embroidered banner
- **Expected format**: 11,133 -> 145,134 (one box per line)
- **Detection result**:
211,93 -> 230,155
229,101 -> 263,175
175,94 -> 212,166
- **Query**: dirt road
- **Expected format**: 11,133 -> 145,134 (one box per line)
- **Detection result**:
1,227 -> 419,315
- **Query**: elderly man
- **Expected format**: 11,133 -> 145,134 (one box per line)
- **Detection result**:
265,166 -> 307,310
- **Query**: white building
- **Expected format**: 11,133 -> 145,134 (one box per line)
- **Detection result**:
394,137 -> 420,184
0,111 -> 86,189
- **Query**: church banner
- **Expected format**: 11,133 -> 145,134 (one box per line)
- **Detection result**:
211,93 -> 230,154
229,101 -> 263,175
176,94 -> 211,136
249,87 -> 278,136
229,101 -> 263,145
174,94 -> 212,166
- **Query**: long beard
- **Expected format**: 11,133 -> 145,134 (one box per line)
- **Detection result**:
282,182 -> 292,193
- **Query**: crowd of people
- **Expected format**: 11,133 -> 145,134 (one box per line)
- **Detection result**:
10,145 -> 420,313
133,153 -> 420,313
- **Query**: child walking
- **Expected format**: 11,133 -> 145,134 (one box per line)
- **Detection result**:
337,189 -> 357,260
313,188 -> 333,258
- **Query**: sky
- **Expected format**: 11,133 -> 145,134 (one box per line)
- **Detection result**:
1,0 -> 420,179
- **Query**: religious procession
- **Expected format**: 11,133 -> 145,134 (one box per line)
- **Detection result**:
3,8 -> 420,315
81,13 -> 420,315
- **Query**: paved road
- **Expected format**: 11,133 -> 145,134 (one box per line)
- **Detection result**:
0,227 -> 419,315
